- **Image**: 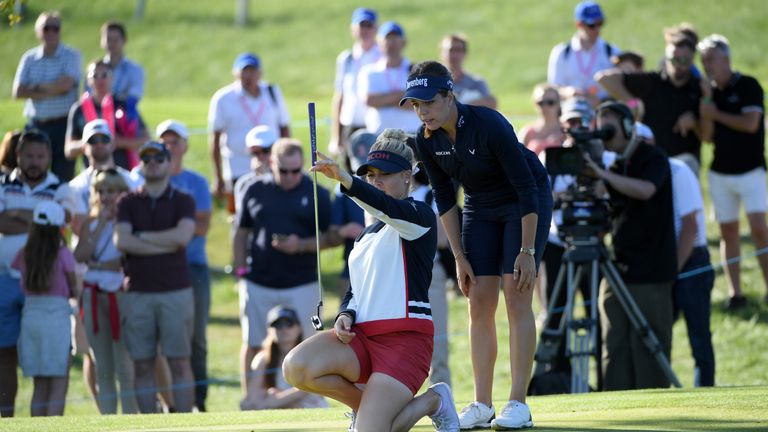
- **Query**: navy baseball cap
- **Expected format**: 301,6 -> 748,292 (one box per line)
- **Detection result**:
139,140 -> 170,157
232,52 -> 260,72
267,305 -> 299,326
378,21 -> 404,38
574,1 -> 604,25
399,75 -> 454,106
351,7 -> 376,25
355,150 -> 412,176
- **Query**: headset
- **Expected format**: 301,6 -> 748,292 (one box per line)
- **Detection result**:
596,101 -> 635,140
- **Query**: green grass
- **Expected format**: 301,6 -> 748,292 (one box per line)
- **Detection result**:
3,386 -> 767,431
2,0 -> 768,428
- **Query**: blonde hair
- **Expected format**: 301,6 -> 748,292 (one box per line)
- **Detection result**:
532,83 -> 559,102
371,129 -> 415,169
89,169 -> 129,217
35,11 -> 61,33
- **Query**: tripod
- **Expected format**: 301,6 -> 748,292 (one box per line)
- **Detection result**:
533,236 -> 682,393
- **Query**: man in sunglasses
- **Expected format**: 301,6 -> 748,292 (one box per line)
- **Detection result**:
68,119 -> 141,236
597,29 -> 704,176
115,141 -> 196,413
232,139 -> 331,396
547,1 -> 619,107
233,125 -> 278,218
12,11 -> 82,182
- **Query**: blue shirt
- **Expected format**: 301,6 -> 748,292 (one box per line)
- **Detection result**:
415,102 -> 547,218
330,183 -> 365,278
238,175 -> 331,288
131,169 -> 211,265
106,55 -> 145,103
13,44 -> 82,120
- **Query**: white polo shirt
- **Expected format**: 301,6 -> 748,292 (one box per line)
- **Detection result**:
358,58 -> 421,135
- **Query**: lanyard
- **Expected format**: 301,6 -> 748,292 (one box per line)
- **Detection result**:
575,46 -> 599,84
384,64 -> 405,92
239,93 -> 267,126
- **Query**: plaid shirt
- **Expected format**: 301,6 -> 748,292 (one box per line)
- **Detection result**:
13,43 -> 82,121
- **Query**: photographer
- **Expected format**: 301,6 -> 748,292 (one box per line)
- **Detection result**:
584,102 -> 677,390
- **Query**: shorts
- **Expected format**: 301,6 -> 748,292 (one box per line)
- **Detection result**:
121,288 -> 194,360
346,327 -> 433,395
239,279 -> 319,347
463,179 -> 553,276
708,168 -> 767,223
0,273 -> 24,348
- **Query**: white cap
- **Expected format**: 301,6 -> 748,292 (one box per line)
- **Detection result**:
33,201 -> 66,227
156,119 -> 189,140
82,119 -> 112,144
635,122 -> 654,141
245,125 -> 278,149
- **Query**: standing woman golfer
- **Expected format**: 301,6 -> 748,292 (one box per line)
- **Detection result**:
283,128 -> 460,432
402,61 -> 552,430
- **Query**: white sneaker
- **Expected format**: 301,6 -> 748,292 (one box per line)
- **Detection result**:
458,401 -> 495,430
491,400 -> 533,430
429,383 -> 460,432
345,411 -> 356,432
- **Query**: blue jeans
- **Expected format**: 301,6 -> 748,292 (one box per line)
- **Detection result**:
189,264 -> 211,409
673,246 -> 715,387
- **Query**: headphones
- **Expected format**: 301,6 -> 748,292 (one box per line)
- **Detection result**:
597,101 -> 635,140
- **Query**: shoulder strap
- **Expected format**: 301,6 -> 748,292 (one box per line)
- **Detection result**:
605,42 -> 613,58
266,84 -> 278,108
563,42 -> 572,59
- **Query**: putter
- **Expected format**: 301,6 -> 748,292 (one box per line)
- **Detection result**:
308,102 -> 324,330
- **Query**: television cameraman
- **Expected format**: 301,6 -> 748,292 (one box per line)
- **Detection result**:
583,102 -> 677,390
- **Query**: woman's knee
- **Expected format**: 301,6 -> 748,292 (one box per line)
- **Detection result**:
282,349 -> 309,388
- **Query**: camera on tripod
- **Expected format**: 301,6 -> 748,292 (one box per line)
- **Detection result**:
544,126 -> 615,243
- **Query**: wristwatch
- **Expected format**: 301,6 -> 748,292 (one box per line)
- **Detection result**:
520,247 -> 536,256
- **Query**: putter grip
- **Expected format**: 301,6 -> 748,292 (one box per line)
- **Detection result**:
308,102 -> 317,165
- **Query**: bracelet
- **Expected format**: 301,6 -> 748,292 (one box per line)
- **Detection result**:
235,266 -> 248,278
453,251 -> 465,259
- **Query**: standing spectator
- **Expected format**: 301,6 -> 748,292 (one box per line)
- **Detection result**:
233,139 -> 331,395
668,158 -> 715,386
584,102 -> 677,390
69,119 -> 142,235
233,125 -> 278,217
330,7 -> 381,165
520,83 -> 566,155
12,201 -> 78,416
12,11 -> 82,182
74,170 -> 137,414
115,141 -> 196,413
547,1 -> 619,106
65,59 -> 148,171
208,52 -> 291,212
240,305 -> 328,410
358,22 -> 421,135
156,119 -> 213,412
403,61 -> 552,430
0,130 -> 75,417
596,30 -> 703,175
440,33 -> 497,109
0,131 -> 21,175
100,21 -> 144,104
698,34 -> 768,308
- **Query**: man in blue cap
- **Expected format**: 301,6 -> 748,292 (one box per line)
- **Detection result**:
208,52 -> 291,213
358,21 -> 421,135
547,1 -> 620,106
330,8 -> 381,169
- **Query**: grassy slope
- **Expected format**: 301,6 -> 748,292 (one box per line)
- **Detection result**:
3,386 -> 767,431
2,0 -> 768,424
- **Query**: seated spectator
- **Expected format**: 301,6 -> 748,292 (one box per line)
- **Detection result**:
65,59 -> 148,170
12,201 -> 78,416
520,84 -> 566,155
74,169 -> 137,414
240,305 -> 329,410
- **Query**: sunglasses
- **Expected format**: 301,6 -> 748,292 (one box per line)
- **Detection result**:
668,56 -> 693,66
250,148 -> 271,157
96,167 -> 118,176
271,319 -> 296,330
536,99 -> 558,107
88,72 -> 111,80
278,167 -> 302,175
87,135 -> 111,145
43,25 -> 60,33
359,21 -> 375,29
584,21 -> 603,29
140,153 -> 169,164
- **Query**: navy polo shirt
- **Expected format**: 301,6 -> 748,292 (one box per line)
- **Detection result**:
415,102 -> 547,219
238,175 -> 331,288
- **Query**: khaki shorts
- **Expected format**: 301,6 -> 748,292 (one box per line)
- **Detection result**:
239,279 -> 318,347
122,288 -> 194,360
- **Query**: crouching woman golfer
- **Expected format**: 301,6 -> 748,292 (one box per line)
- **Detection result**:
401,61 -> 552,430
283,128 -> 460,432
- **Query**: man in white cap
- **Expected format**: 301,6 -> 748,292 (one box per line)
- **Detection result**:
155,119 -> 212,412
233,125 -> 278,217
69,118 -> 141,235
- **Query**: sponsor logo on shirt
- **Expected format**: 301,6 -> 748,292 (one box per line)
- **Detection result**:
457,115 -> 465,128
435,151 -> 451,156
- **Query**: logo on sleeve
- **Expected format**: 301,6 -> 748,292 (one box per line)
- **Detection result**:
435,151 -> 451,156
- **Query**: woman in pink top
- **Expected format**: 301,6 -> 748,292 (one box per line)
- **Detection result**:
12,201 -> 78,416
520,84 -> 566,155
